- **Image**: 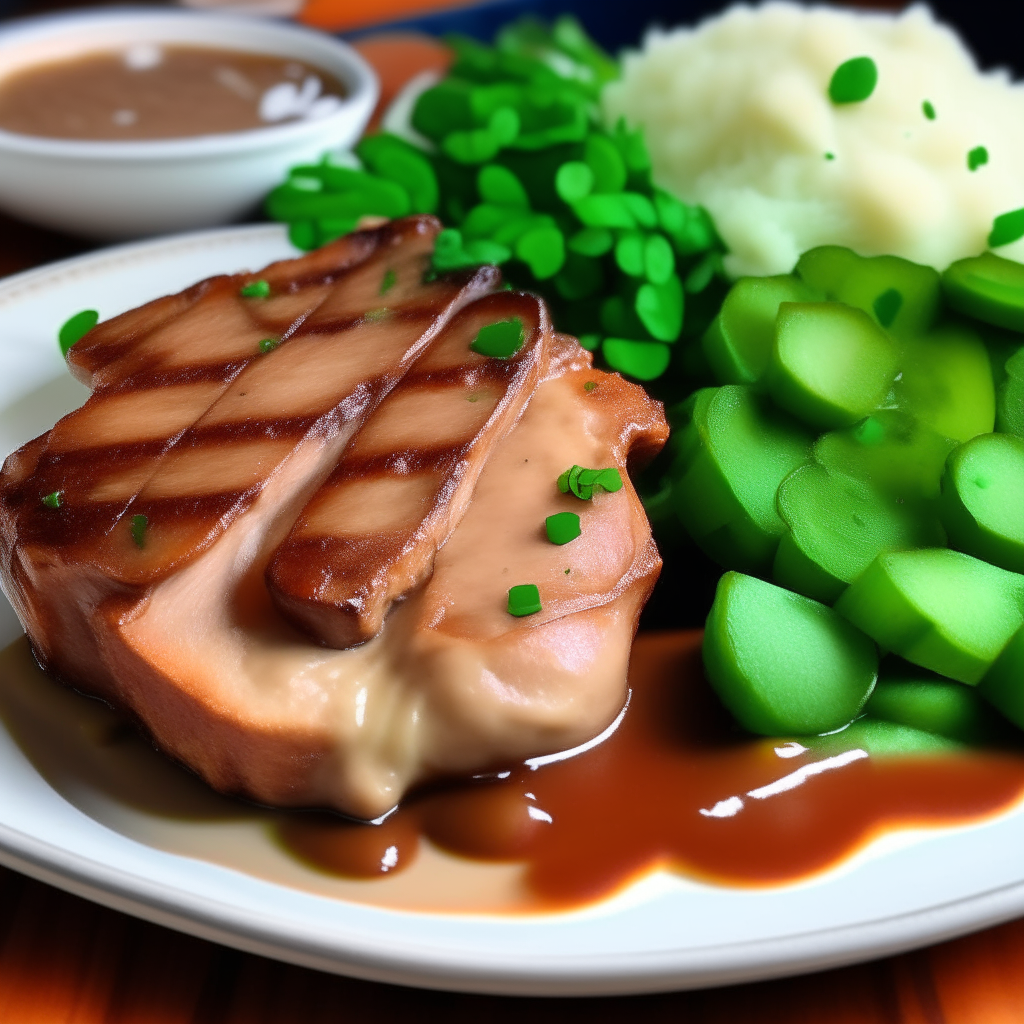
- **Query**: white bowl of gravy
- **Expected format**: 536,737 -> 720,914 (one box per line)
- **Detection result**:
0,8 -> 378,239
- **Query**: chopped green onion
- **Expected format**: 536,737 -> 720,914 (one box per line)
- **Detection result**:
828,56 -> 878,104
380,268 -> 397,295
130,514 -> 148,549
365,307 -> 391,322
922,100 -> 936,120
967,146 -> 989,171
259,338 -> 280,354
471,317 -> 525,358
824,152 -> 835,161
41,490 -> 62,509
240,280 -> 270,299
557,464 -> 623,499
546,511 -> 582,545
58,310 -> 99,357
508,583 -> 542,617
584,381 -> 598,392
989,208 -> 1024,248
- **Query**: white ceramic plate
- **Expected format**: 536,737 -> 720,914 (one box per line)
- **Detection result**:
2,226 -> 1024,997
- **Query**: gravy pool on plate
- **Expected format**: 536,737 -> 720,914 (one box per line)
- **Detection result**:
0,44 -> 347,140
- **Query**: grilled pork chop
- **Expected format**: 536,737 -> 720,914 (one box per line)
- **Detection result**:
0,216 -> 669,818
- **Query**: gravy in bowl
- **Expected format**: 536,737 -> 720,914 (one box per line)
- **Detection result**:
0,44 -> 347,140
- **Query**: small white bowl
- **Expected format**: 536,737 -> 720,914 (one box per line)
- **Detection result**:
0,8 -> 379,239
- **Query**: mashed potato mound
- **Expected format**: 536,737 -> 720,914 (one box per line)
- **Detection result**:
603,3 -> 1024,277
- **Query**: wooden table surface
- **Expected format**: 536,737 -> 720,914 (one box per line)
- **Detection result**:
2,9 -> 1024,1023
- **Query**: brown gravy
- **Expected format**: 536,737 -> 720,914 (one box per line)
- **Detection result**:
278,631 -> 1024,908
3,630 -> 1024,913
0,45 -> 347,141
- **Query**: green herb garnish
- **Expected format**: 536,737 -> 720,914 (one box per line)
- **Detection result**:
546,511 -> 581,545
989,208 -> 1024,248
922,100 -> 936,120
365,307 -> 391,323
41,490 -> 62,509
828,56 -> 878,105
584,381 -> 598,392
240,280 -> 271,299
557,465 -> 623,500
58,310 -> 99,357
967,146 -> 989,171
507,583 -> 542,617
380,268 -> 397,295
258,337 -> 280,354
471,317 -> 525,359
130,514 -> 148,549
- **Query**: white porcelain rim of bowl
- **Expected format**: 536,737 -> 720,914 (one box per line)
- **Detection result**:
0,6 -> 379,161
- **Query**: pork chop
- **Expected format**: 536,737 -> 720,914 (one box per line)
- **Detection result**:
0,217 -> 669,818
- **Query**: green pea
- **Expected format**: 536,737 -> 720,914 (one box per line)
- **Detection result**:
478,164 -> 530,209
567,227 -> 613,257
515,225 -> 565,279
614,231 -> 645,277
635,275 -> 683,341
584,133 -> 626,193
602,338 -> 670,381
554,161 -> 594,203
573,194 -> 637,229
643,234 -> 675,285
703,571 -> 878,736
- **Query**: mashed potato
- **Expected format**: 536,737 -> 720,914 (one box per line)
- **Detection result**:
603,3 -> 1024,278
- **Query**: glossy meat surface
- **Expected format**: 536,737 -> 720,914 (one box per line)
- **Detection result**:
0,217 -> 669,817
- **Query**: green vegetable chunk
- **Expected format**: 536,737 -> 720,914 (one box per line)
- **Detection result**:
545,511 -> 581,545
940,433 -> 1024,573
943,252 -> 1024,331
41,491 -> 61,509
767,301 -> 898,429
471,317 -> 525,358
865,672 -> 1013,745
58,309 -> 99,357
997,347 -> 1024,438
703,572 -> 878,736
240,280 -> 270,299
797,247 -> 940,338
817,718 -> 963,757
774,465 -> 940,604
508,583 -> 542,617
701,275 -> 821,385
828,56 -> 878,104
835,548 -> 1024,685
671,386 -> 813,572
979,625 -> 1024,729
815,411 -> 957,501
893,326 -> 995,443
